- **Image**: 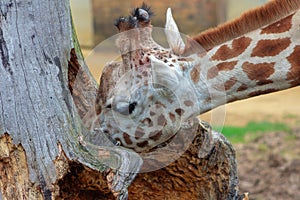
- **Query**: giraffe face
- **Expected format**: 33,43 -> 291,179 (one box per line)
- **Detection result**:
96,5 -> 201,152
98,54 -> 200,152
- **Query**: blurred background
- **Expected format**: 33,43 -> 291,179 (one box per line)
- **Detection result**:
71,0 -> 300,199
71,0 -> 268,47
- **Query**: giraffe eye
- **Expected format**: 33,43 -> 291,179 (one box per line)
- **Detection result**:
128,102 -> 137,114
113,101 -> 137,115
106,104 -> 112,109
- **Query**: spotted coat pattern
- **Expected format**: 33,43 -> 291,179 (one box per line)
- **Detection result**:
93,3 -> 300,153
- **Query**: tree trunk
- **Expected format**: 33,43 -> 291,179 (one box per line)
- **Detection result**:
0,0 -> 246,199
0,0 -> 142,199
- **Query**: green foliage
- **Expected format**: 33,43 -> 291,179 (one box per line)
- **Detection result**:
214,121 -> 290,143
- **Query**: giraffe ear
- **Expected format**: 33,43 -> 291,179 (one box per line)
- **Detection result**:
150,55 -> 180,90
165,8 -> 185,55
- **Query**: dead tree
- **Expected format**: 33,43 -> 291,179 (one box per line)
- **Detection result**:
0,0 -> 244,199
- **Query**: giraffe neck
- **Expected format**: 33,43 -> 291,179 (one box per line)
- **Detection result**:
191,10 -> 300,114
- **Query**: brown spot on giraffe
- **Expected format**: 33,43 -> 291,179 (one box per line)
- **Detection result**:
242,62 -> 275,85
148,95 -> 154,101
169,112 -> 176,123
207,67 -> 218,80
145,58 -> 150,65
155,101 -> 167,109
257,80 -> 273,86
205,97 -> 212,103
139,59 -> 144,65
248,89 -> 278,98
217,61 -> 238,71
237,84 -> 248,92
180,64 -> 187,71
123,133 -> 133,145
95,104 -> 102,115
135,127 -> 145,139
137,141 -> 149,148
224,77 -> 237,90
212,77 -> 237,91
190,64 -> 201,84
212,37 -> 252,61
287,46 -> 300,86
149,130 -> 163,141
157,114 -> 167,126
175,108 -> 185,116
207,61 -> 238,79
150,111 -> 156,116
261,14 -> 293,34
141,118 -> 153,127
184,100 -> 194,107
178,58 -> 187,61
251,38 -> 291,57
142,71 -> 148,77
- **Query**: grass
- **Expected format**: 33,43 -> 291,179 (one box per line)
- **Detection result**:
284,133 -> 297,141
214,121 -> 290,143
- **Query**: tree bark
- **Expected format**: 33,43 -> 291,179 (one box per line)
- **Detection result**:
0,0 -> 142,199
0,0 -> 246,199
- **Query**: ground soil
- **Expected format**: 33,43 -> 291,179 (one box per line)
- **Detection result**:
207,88 -> 300,200
236,129 -> 300,200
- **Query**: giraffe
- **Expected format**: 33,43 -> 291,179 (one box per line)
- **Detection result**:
94,0 -> 300,153
94,4 -> 194,153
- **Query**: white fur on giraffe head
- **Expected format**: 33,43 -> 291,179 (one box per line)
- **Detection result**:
165,8 -> 185,55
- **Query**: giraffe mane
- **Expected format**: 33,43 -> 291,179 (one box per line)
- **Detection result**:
191,0 -> 300,51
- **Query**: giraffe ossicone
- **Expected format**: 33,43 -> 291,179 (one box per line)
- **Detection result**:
165,8 -> 186,55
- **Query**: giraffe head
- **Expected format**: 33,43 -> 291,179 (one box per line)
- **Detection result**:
96,5 -> 205,152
